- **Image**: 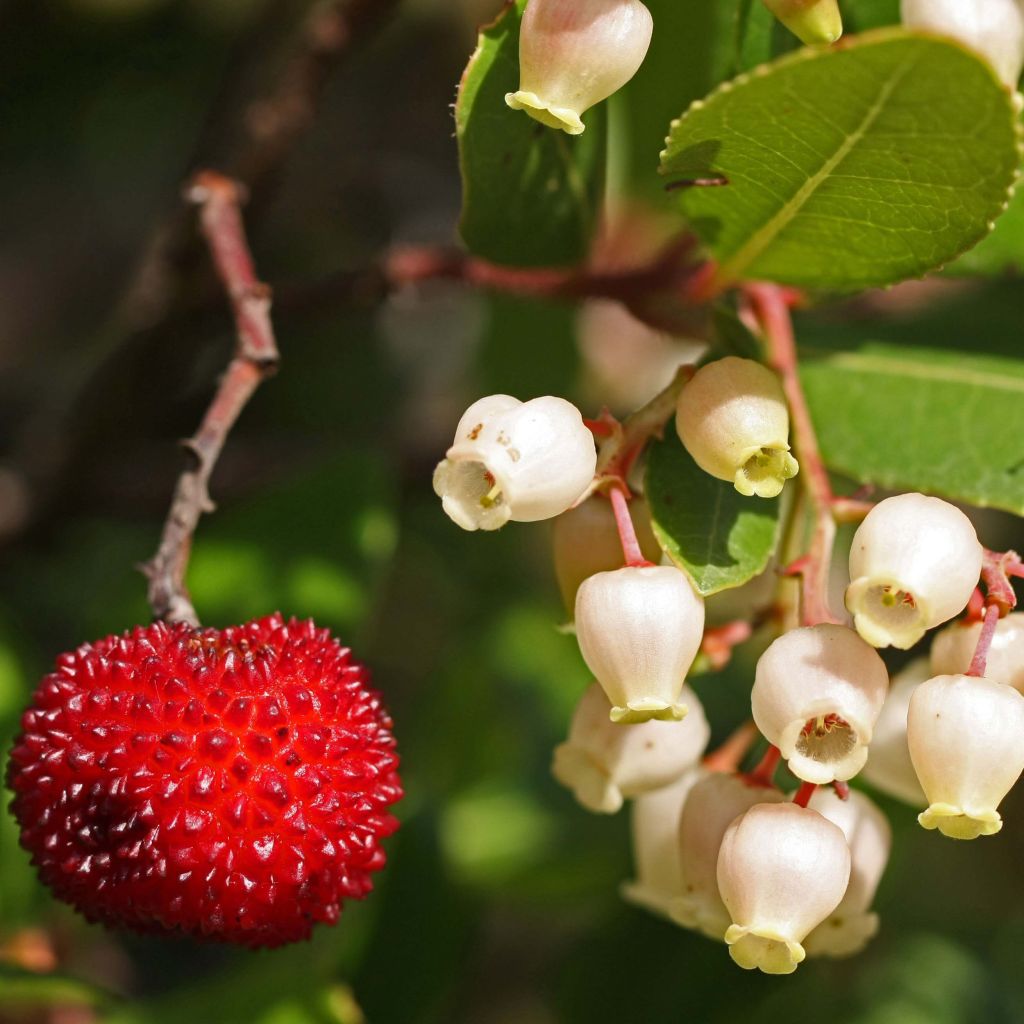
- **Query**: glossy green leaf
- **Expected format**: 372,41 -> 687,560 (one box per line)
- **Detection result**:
802,343 -> 1024,513
456,0 -> 606,267
661,31 -> 1020,291
646,429 -> 783,595
950,171 -> 1024,275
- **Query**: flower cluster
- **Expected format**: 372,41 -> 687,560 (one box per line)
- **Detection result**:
434,341 -> 1023,975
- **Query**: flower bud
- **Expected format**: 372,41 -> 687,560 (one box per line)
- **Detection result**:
433,394 -> 596,532
670,773 -> 785,939
575,565 -> 706,722
505,0 -> 653,136
552,681 -> 710,814
622,770 -> 701,917
675,357 -> 798,499
860,658 -> 928,807
552,496 -> 661,614
752,624 -> 889,784
908,673 -> 1024,839
902,0 -> 1024,87
762,0 -> 843,44
846,493 -> 982,650
804,788 -> 891,958
717,803 -> 851,975
932,612 -> 1024,694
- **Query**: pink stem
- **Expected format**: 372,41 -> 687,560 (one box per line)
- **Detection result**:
968,603 -> 1002,677
608,486 -> 655,568
703,721 -> 760,774
792,781 -> 817,808
747,745 -> 782,788
746,284 -> 840,628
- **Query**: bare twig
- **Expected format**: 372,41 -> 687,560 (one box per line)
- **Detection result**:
141,173 -> 280,626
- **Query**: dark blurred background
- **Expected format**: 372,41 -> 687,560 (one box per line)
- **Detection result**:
3,0 -> 1024,1021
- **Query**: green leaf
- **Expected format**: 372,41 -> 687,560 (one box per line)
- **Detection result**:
801,343 -> 1024,514
660,31 -> 1020,291
950,169 -> 1024,275
0,967 -> 110,1010
456,0 -> 606,267
645,428 -> 783,595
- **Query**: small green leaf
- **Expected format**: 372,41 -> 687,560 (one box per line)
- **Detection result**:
802,343 -> 1024,513
456,0 -> 606,267
646,429 -> 783,595
661,31 -> 1020,291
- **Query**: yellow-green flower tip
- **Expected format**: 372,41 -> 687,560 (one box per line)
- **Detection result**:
725,925 -> 806,975
918,803 -> 1003,840
504,91 -> 585,135
763,0 -> 843,45
609,699 -> 688,724
733,447 -> 799,499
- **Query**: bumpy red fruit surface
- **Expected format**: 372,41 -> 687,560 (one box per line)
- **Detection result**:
6,614 -> 401,949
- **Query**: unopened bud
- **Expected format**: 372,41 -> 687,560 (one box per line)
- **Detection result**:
622,770 -> 702,916
762,0 -> 843,44
505,0 -> 653,136
552,496 -> 661,614
433,394 -> 596,531
860,658 -> 929,807
752,624 -> 889,784
670,773 -> 785,939
717,803 -> 851,975
932,612 -> 1024,694
846,493 -> 982,650
804,788 -> 891,958
552,682 -> 709,814
575,565 -> 706,722
902,0 -> 1024,87
908,673 -> 1024,839
675,357 -> 799,499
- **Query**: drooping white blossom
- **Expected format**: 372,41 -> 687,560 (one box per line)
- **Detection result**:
551,495 -> 661,614
552,682 -> 709,814
621,769 -> 702,917
670,773 -> 785,940
675,357 -> 798,499
505,0 -> 654,136
846,493 -> 982,650
860,658 -> 929,807
433,394 -> 596,531
717,803 -> 851,975
908,673 -> 1024,839
575,565 -> 705,723
931,612 -> 1024,694
804,788 -> 892,958
902,0 -> 1024,87
762,0 -> 843,44
751,624 -> 889,784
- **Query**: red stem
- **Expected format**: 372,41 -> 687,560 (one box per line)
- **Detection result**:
608,486 -> 655,568
746,284 -> 839,628
141,172 -> 280,626
747,745 -> 782,788
968,602 -> 1002,678
703,721 -> 760,774
792,781 -> 817,808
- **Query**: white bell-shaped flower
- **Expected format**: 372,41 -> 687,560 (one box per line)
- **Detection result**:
804,788 -> 892,958
845,493 -> 982,650
505,0 -> 654,136
762,0 -> 843,44
860,658 -> 929,807
433,394 -> 596,532
621,769 -> 702,917
718,803 -> 851,975
908,673 -> 1024,839
669,773 -> 785,940
551,495 -> 661,614
752,624 -> 889,784
575,565 -> 706,722
675,357 -> 798,499
902,0 -> 1024,87
932,612 -> 1024,694
552,681 -> 710,814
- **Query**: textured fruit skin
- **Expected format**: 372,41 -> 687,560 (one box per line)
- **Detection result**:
6,614 -> 401,949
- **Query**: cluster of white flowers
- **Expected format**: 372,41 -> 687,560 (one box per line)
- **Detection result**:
432,350 -> 1024,975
